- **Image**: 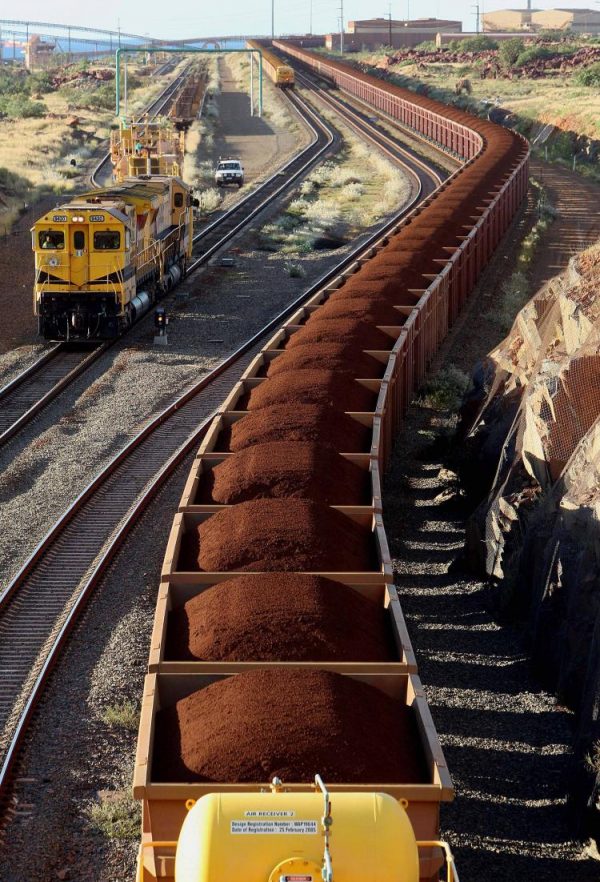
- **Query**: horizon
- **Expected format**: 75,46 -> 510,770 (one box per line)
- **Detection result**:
1,0 -> 597,43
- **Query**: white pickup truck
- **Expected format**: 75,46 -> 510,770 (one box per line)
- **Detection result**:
214,159 -> 244,188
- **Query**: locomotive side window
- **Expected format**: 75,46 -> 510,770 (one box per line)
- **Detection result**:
174,192 -> 184,208
39,230 -> 64,250
94,230 -> 120,250
74,230 -> 85,250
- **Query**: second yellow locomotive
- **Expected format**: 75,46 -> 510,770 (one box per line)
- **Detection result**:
32,175 -> 194,342
246,40 -> 295,88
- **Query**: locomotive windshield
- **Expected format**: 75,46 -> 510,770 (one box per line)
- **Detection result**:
94,230 -> 120,250
39,230 -> 64,250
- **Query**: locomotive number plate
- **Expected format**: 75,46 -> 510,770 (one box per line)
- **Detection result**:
90,215 -> 105,222
52,215 -> 68,222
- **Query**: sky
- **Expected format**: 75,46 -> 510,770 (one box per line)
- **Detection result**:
3,0 -> 594,41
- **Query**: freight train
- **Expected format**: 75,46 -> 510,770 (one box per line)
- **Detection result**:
133,44 -> 529,882
246,39 -> 295,88
32,176 -> 194,341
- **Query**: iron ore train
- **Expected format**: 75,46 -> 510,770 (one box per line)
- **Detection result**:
246,39 -> 295,88
32,176 -> 194,342
130,44 -> 528,882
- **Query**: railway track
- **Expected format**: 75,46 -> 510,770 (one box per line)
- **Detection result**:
0,64 -> 450,803
0,344 -> 108,448
0,89 -> 445,806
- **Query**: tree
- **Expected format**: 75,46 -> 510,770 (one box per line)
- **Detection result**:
499,38 -> 525,69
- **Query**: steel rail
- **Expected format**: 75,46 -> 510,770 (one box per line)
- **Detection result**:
295,69 -> 446,188
187,88 -> 333,272
0,343 -> 109,448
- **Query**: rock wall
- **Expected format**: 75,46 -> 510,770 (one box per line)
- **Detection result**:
462,244 -> 600,836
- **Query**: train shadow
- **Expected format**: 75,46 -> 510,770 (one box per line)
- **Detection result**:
383,413 -> 600,879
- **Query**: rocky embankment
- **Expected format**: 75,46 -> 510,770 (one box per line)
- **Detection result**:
461,243 -> 600,836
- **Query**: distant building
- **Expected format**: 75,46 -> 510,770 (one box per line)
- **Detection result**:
532,8 -> 600,32
25,35 -> 56,70
483,9 -> 535,31
326,17 -> 462,51
483,7 -> 600,33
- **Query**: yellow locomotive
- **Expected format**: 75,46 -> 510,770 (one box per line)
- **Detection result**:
32,175 -> 195,341
247,39 -> 295,88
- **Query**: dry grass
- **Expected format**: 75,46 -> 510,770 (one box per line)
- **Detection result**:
383,57 -> 600,141
259,107 -> 411,255
0,63 -> 183,231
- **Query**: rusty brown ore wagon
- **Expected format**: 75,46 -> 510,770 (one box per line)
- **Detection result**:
134,45 -> 529,882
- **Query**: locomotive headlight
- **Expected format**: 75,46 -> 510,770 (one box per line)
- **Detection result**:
72,216 -> 85,222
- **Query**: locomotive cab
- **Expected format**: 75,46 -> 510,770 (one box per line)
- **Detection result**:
275,65 -> 295,88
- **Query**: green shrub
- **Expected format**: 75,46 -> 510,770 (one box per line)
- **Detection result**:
574,62 -> 600,87
499,38 -> 525,69
88,792 -> 140,841
515,46 -> 552,67
495,270 -> 529,330
0,94 -> 46,118
61,83 -> 114,110
284,261 -> 306,277
28,71 -> 54,94
100,700 -> 139,731
459,36 -> 498,52
415,40 -> 438,52
419,365 -> 470,410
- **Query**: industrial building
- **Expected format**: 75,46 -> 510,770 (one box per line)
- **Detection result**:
326,17 -> 462,51
483,6 -> 600,33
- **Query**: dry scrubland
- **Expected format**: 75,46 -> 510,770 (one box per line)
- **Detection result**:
0,59 -> 189,231
258,102 -> 411,259
385,61 -> 600,140
340,38 -> 600,181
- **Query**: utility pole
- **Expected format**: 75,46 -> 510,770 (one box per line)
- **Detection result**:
388,2 -> 392,46
339,0 -> 344,53
310,0 -> 313,35
272,0 -> 275,39
472,2 -> 480,33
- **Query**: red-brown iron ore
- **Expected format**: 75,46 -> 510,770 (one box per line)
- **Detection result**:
153,669 -> 426,783
225,404 -> 371,453
199,441 -> 369,505
189,499 -> 373,572
165,573 -> 395,662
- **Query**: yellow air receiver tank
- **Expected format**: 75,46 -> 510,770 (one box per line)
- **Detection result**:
175,788 -> 419,882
